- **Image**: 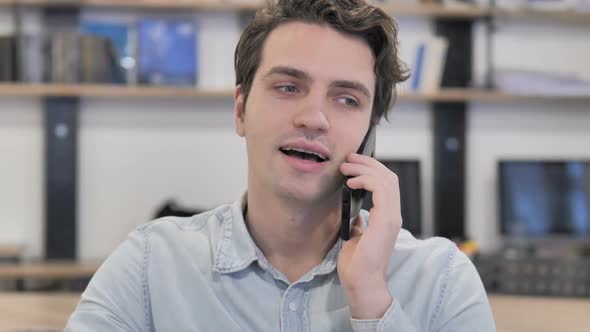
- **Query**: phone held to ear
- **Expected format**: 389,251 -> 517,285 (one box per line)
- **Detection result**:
340,125 -> 376,241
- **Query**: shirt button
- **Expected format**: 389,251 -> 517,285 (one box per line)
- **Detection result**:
288,302 -> 298,312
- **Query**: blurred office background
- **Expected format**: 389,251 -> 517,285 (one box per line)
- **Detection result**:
0,0 -> 589,330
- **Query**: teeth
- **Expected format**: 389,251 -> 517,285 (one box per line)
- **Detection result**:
282,147 -> 327,160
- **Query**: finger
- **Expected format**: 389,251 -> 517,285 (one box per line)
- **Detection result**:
345,174 -> 382,193
339,162 -> 374,177
350,215 -> 365,238
347,175 -> 401,218
347,152 -> 385,168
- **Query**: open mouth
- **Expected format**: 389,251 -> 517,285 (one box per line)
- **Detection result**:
279,147 -> 328,163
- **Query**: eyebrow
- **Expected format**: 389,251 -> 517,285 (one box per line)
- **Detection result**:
264,66 -> 312,81
264,65 -> 372,99
332,80 -> 371,99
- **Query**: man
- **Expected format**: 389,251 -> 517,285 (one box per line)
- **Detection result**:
66,0 -> 495,331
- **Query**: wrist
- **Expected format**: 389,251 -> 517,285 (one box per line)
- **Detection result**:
345,281 -> 393,320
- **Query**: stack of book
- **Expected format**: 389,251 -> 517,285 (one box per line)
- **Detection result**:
1,12 -> 248,88
494,69 -> 590,96
82,20 -> 134,84
80,16 -> 200,87
14,32 -> 124,84
495,0 -> 590,12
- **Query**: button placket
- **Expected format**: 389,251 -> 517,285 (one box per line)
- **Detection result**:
281,285 -> 305,332
288,301 -> 298,312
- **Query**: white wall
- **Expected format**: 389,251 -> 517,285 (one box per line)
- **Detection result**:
377,102 -> 434,237
77,98 -> 248,259
1,8 -> 589,259
0,99 -> 43,255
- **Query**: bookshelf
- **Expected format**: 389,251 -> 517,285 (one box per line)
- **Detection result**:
2,0 -> 590,23
0,0 -> 485,17
0,83 -> 234,98
4,0 -> 263,11
0,1 -> 588,266
1,84 -> 589,103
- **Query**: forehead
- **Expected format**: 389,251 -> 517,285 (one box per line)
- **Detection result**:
257,21 -> 376,91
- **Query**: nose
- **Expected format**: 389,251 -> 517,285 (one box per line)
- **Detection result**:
293,94 -> 330,133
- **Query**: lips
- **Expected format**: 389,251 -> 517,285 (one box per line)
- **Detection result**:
279,140 -> 331,163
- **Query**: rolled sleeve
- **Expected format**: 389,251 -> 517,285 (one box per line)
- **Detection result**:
350,299 -> 418,332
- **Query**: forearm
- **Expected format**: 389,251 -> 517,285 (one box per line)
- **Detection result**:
346,282 -> 392,320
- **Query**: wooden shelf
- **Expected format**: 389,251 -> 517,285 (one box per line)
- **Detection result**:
0,0 -> 263,11
1,84 -> 588,103
406,89 -> 590,103
0,261 -> 100,279
0,245 -> 22,258
381,3 -> 489,19
0,0 -> 487,17
493,8 -> 590,24
0,83 -> 235,98
1,0 -> 589,22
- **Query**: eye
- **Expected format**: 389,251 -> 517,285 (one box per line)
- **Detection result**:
276,85 -> 299,94
336,96 -> 359,107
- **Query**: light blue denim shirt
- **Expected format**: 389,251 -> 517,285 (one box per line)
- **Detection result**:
66,197 -> 495,331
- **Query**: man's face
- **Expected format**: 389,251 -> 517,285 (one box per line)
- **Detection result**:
235,21 -> 376,204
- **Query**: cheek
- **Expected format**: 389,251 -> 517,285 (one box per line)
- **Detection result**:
329,127 -> 356,158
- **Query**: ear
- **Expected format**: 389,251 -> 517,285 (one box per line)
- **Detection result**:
234,85 -> 246,137
372,114 -> 380,126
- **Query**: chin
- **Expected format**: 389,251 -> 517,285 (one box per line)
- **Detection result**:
276,178 -> 342,205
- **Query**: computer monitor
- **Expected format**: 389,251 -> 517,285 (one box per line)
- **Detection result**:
498,160 -> 590,241
362,160 -> 422,236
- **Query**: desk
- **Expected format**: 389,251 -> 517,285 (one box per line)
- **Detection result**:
490,295 -> 590,332
0,293 -> 589,331
0,261 -> 100,280
0,292 -> 80,331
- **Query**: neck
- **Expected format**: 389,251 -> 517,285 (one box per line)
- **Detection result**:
244,186 -> 341,283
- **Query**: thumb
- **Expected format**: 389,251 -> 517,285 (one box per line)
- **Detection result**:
350,214 -> 365,238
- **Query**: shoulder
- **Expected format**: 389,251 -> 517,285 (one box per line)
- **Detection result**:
132,203 -> 234,263
390,229 -> 474,280
137,203 -> 232,235
386,230 -> 488,327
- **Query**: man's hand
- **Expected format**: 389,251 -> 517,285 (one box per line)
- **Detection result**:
337,152 -> 402,320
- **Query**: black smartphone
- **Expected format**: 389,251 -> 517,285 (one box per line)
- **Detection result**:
340,125 -> 376,241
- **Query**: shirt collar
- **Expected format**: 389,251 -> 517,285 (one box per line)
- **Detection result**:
212,193 -> 259,274
212,192 -> 344,278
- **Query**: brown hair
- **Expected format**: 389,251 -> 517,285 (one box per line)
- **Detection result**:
234,0 -> 409,122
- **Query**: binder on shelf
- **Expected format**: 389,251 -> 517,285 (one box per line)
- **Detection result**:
138,18 -> 198,86
79,35 -> 109,83
410,43 -> 426,91
408,36 -> 449,93
420,36 -> 449,92
41,32 -> 123,84
17,34 -> 45,83
198,12 -> 240,89
81,20 -> 134,84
